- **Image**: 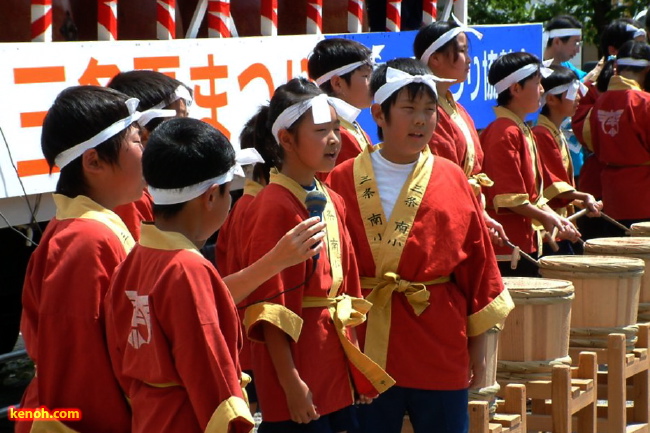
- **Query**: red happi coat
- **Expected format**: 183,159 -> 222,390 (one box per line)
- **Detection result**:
105,224 -> 253,433
481,107 -> 545,255
327,146 -> 511,390
429,95 -> 484,176
533,115 -> 576,214
240,176 -> 380,422
572,81 -> 604,198
114,189 -> 154,242
588,75 -> 650,220
18,194 -> 133,433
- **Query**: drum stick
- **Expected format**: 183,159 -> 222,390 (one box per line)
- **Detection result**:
550,204 -> 596,241
505,241 -> 540,266
600,211 -> 631,233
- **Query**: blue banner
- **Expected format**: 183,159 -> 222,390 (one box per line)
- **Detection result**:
327,24 -> 543,143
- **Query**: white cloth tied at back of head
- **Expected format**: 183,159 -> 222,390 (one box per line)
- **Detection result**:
374,67 -> 454,104
626,24 -> 647,39
493,59 -> 553,95
271,93 -> 361,144
54,98 -> 175,169
148,148 -> 265,205
616,57 -> 650,67
546,28 -> 582,39
150,85 -> 194,113
419,14 -> 483,65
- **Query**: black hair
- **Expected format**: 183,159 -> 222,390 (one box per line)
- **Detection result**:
307,38 -> 372,95
597,19 -> 646,91
256,77 -> 324,170
41,86 -> 132,198
413,21 -> 462,64
600,18 -> 645,58
241,105 -> 275,185
539,65 -> 578,116
488,52 -> 542,107
616,40 -> 650,91
108,70 -> 192,132
545,15 -> 582,48
370,58 -> 438,140
143,117 -> 235,218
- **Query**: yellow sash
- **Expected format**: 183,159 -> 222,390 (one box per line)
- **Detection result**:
302,296 -> 395,393
537,115 -> 575,217
353,145 -> 449,368
440,94 -> 493,195
269,171 -> 343,298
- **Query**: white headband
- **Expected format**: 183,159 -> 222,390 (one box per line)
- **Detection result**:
150,85 -> 194,112
546,28 -> 582,39
420,14 -> 483,65
542,79 -> 588,107
315,61 -> 367,86
617,57 -> 650,67
148,148 -> 264,205
271,93 -> 360,144
493,60 -> 553,95
54,98 -> 174,169
626,24 -> 647,39
374,67 -> 454,104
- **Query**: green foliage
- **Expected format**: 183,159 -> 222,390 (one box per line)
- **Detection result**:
469,0 -> 642,46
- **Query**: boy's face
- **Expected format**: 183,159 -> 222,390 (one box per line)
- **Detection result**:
338,65 -> 373,109
111,126 -> 146,206
374,87 -> 438,163
515,73 -> 544,115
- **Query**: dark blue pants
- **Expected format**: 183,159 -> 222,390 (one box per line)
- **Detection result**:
258,406 -> 358,433
355,386 -> 469,433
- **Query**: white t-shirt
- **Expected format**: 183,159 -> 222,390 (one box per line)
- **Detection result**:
370,150 -> 418,221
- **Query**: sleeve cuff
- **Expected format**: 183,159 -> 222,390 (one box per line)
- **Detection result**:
204,396 -> 255,433
244,302 -> 303,343
493,193 -> 530,212
467,289 -> 515,337
543,182 -> 575,201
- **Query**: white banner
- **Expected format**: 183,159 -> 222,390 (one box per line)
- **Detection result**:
0,35 -> 323,200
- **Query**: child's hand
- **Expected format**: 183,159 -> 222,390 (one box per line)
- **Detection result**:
582,195 -> 603,217
271,217 -> 327,268
285,378 -> 320,424
355,394 -> 376,405
484,215 -> 509,247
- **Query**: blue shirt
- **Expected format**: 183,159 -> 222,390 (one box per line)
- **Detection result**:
561,61 -> 587,81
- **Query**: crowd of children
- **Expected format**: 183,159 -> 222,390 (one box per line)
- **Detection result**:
14,11 -> 650,433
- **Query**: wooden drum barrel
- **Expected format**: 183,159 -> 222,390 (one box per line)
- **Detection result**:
630,222 -> 650,237
538,255 -> 644,352
497,277 -> 573,383
584,237 -> 650,322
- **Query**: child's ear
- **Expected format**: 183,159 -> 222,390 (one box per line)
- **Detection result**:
278,128 -> 296,153
510,82 -> 523,98
330,75 -> 345,95
371,103 -> 387,128
202,184 -> 220,208
81,149 -> 105,175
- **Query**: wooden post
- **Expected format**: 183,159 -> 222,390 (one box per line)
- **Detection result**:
348,0 -> 364,33
261,0 -> 278,36
31,0 -> 53,42
422,1 -> 437,25
156,0 -> 176,40
97,0 -> 118,41
386,0 -> 401,32
306,0 -> 323,34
